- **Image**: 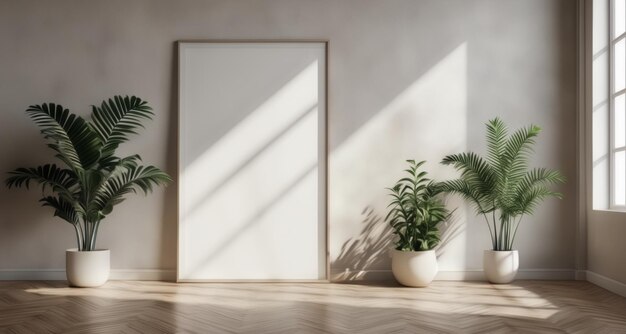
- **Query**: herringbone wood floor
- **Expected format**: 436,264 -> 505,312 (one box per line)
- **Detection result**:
0,280 -> 625,333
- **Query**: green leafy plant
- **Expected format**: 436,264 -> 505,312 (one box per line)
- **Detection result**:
440,117 -> 565,251
385,160 -> 451,251
6,96 -> 171,251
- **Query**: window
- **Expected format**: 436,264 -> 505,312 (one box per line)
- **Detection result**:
610,0 -> 626,207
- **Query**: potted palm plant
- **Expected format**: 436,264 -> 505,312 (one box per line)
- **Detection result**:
440,118 -> 565,283
385,160 -> 451,287
6,96 -> 171,287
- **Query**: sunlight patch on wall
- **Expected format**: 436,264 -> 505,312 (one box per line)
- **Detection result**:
181,61 -> 319,216
329,43 -> 469,274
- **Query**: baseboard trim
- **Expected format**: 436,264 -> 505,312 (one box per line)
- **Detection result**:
575,269 -> 587,281
331,269 -> 393,281
331,269 -> 576,282
586,270 -> 626,297
1,268 -> 579,283
110,269 -> 176,281
0,269 -> 66,281
0,269 -> 176,281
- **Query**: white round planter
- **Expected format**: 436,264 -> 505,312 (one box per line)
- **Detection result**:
391,249 -> 438,287
483,250 -> 519,284
66,249 -> 110,287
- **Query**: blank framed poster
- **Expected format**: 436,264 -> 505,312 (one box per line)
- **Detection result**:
177,41 -> 327,281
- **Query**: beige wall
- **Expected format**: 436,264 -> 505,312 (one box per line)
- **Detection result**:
587,212 -> 626,283
0,0 -> 577,278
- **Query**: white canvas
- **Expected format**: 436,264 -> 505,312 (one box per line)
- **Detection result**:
178,42 -> 327,280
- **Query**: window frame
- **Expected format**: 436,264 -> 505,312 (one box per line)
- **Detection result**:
609,0 -> 626,209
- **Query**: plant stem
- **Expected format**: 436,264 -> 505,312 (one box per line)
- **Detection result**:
85,221 -> 92,251
90,221 -> 100,250
510,216 -> 523,250
506,218 -> 510,250
498,214 -> 505,251
506,216 -> 512,250
504,216 -> 511,250
501,219 -> 505,250
482,212 -> 495,250
492,210 -> 498,250
73,224 -> 81,251
77,221 -> 84,251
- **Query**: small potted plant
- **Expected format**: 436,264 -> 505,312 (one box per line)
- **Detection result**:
385,160 -> 451,287
440,117 -> 565,283
6,96 -> 171,287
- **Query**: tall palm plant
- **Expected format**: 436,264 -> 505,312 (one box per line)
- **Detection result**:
6,96 -> 171,251
440,118 -> 565,251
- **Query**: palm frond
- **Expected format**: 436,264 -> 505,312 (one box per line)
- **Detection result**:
511,168 -> 565,215
498,124 -> 542,213
91,96 -> 153,159
441,152 -> 496,198
98,154 -> 142,172
515,186 -> 562,215
439,179 -> 493,214
91,165 -> 171,216
515,168 -> 565,195
6,164 -> 76,194
26,103 -> 101,170
40,196 -> 79,225
501,124 -> 541,181
486,117 -> 508,179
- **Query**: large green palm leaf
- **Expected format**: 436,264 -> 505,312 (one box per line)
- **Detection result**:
91,165 -> 170,217
26,104 -> 101,171
440,179 -> 493,214
6,164 -> 76,193
485,118 -> 508,183
512,168 -> 564,215
91,96 -> 154,161
441,152 -> 496,206
498,124 -> 541,213
40,196 -> 79,225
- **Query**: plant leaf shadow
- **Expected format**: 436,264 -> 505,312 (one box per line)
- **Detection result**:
332,200 -> 464,282
435,202 -> 465,259
332,206 -> 392,281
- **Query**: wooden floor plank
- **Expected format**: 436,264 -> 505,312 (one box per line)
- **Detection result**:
0,280 -> 623,333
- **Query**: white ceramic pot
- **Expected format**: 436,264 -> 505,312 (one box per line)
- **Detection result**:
391,249 -> 438,287
483,250 -> 519,284
66,249 -> 110,287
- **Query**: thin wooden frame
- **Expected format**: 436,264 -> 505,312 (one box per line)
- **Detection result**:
176,40 -> 330,282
